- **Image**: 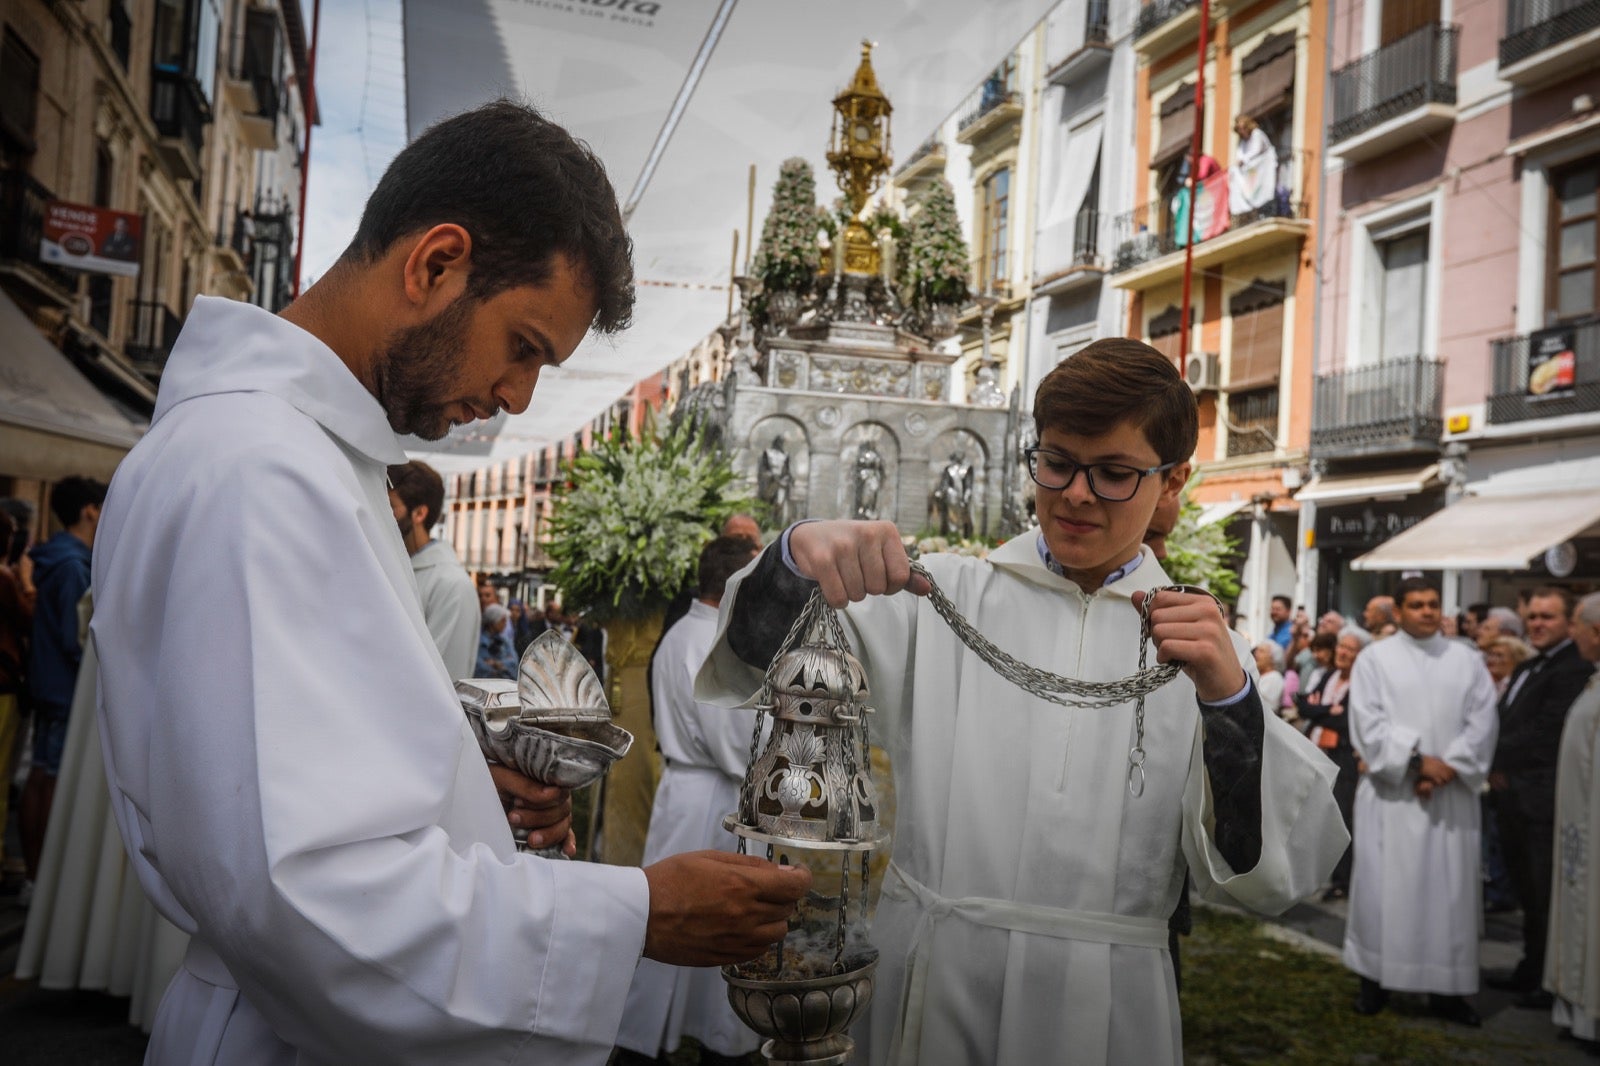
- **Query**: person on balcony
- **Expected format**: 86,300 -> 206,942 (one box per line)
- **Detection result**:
1172,151 -> 1228,247
1230,115 -> 1279,220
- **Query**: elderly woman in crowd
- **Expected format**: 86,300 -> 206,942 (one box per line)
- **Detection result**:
1254,641 -> 1288,714
1484,635 -> 1533,698
1297,626 -> 1372,900
477,602 -> 517,680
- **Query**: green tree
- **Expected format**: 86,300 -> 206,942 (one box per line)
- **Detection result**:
545,415 -> 757,623
903,178 -> 971,309
1161,481 -> 1243,601
752,158 -> 822,295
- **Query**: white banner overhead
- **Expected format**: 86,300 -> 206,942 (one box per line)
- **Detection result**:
401,0 -> 1062,473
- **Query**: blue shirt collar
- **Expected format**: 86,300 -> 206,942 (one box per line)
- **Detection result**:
1035,531 -> 1143,588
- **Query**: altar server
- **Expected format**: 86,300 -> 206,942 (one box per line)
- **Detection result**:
616,536 -> 764,1063
1343,576 -> 1499,1025
90,100 -> 807,1066
1547,592 -> 1600,1043
698,340 -> 1347,1066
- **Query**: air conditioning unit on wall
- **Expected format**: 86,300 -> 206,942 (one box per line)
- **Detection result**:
1184,352 -> 1220,392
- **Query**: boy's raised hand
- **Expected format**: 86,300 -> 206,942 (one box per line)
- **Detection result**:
788,520 -> 933,608
1131,589 -> 1248,703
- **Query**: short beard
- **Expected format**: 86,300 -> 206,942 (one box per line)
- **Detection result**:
372,295 -> 475,440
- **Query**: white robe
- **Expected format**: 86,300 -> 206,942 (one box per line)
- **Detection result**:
15,612 -> 188,1033
1548,675 -> 1600,1035
410,538 -> 481,681
91,296 -> 650,1065
1344,631 -> 1499,995
616,600 -> 762,1058
698,537 -> 1347,1066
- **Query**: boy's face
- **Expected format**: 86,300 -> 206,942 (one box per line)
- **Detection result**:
1033,419 -> 1186,583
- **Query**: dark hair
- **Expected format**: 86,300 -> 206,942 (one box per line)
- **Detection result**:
0,498 -> 32,564
344,99 -> 634,333
698,535 -> 759,600
388,460 -> 446,529
1466,602 -> 1490,624
1309,632 -> 1338,654
1394,576 -> 1440,607
1272,594 -> 1292,610
1530,585 -> 1577,616
1033,339 -> 1198,465
49,476 -> 107,528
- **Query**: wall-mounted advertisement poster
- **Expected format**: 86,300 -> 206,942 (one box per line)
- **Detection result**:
39,201 -> 142,278
1526,325 -> 1577,400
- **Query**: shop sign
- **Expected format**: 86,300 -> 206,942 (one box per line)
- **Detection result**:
39,200 -> 142,278
1526,325 -> 1577,400
1315,495 -> 1437,549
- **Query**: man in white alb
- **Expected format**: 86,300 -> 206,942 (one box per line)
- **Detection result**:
388,459 -> 479,679
1344,576 -> 1499,1025
90,100 -> 808,1066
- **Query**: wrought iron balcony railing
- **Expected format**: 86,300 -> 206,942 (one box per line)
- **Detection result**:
0,168 -> 76,294
149,67 -> 210,161
1134,0 -> 1199,40
1226,388 -> 1281,458
958,78 -> 1020,134
1487,318 -> 1600,424
1310,355 -> 1444,459
124,299 -> 184,373
1330,24 -> 1458,145
1110,150 -> 1310,273
1501,0 -> 1600,67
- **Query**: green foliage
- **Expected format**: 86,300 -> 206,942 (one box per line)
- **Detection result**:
752,158 -> 822,295
902,178 -> 971,309
544,415 -> 757,623
1161,481 -> 1243,601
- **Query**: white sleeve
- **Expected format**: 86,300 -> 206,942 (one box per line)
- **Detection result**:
108,451 -> 647,1064
1348,651 -> 1420,785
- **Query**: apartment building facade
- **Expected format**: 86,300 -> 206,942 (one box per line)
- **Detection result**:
1306,0 -> 1600,615
1116,0 -> 1327,634
1,0 -> 313,504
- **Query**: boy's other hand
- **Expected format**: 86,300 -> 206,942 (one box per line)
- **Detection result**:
1132,588 -> 1248,703
788,520 -> 933,608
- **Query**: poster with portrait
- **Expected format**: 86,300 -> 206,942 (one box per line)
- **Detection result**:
1526,325 -> 1577,400
40,200 -> 142,278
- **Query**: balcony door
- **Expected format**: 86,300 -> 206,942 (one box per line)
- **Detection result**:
1379,228 -> 1429,362
1549,157 -> 1600,322
1380,0 -> 1441,47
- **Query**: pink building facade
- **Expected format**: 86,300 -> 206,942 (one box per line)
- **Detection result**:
1304,0 -> 1600,615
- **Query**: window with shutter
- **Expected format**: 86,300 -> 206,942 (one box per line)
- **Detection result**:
1148,303 -> 1187,363
1239,33 -> 1296,121
1153,83 -> 1195,169
1228,279 -> 1286,389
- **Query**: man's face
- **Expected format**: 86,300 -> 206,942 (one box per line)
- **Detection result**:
1525,594 -> 1570,651
1571,607 -> 1600,663
723,514 -> 761,544
373,253 -> 598,441
1270,600 -> 1290,624
1316,611 -> 1344,636
1397,589 -> 1442,640
478,584 -> 498,611
1363,597 -> 1393,631
1143,491 -> 1182,562
1475,617 -> 1502,649
388,489 -> 414,539
1033,420 -> 1183,582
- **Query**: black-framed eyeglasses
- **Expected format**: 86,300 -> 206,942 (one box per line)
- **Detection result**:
1024,447 -> 1177,502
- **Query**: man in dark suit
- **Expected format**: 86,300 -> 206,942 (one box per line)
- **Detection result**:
1489,586 -> 1596,1005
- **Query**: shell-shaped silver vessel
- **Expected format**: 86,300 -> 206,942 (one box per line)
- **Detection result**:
458,630 -> 632,793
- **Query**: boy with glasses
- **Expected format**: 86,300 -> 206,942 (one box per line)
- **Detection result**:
696,338 -> 1347,1065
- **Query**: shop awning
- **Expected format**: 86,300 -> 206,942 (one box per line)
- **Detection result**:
1351,489 -> 1600,571
1294,464 -> 1440,505
1197,498 -> 1251,527
0,291 -> 145,454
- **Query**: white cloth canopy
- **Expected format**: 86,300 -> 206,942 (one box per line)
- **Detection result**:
400,0 -> 1063,473
0,291 -> 144,449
